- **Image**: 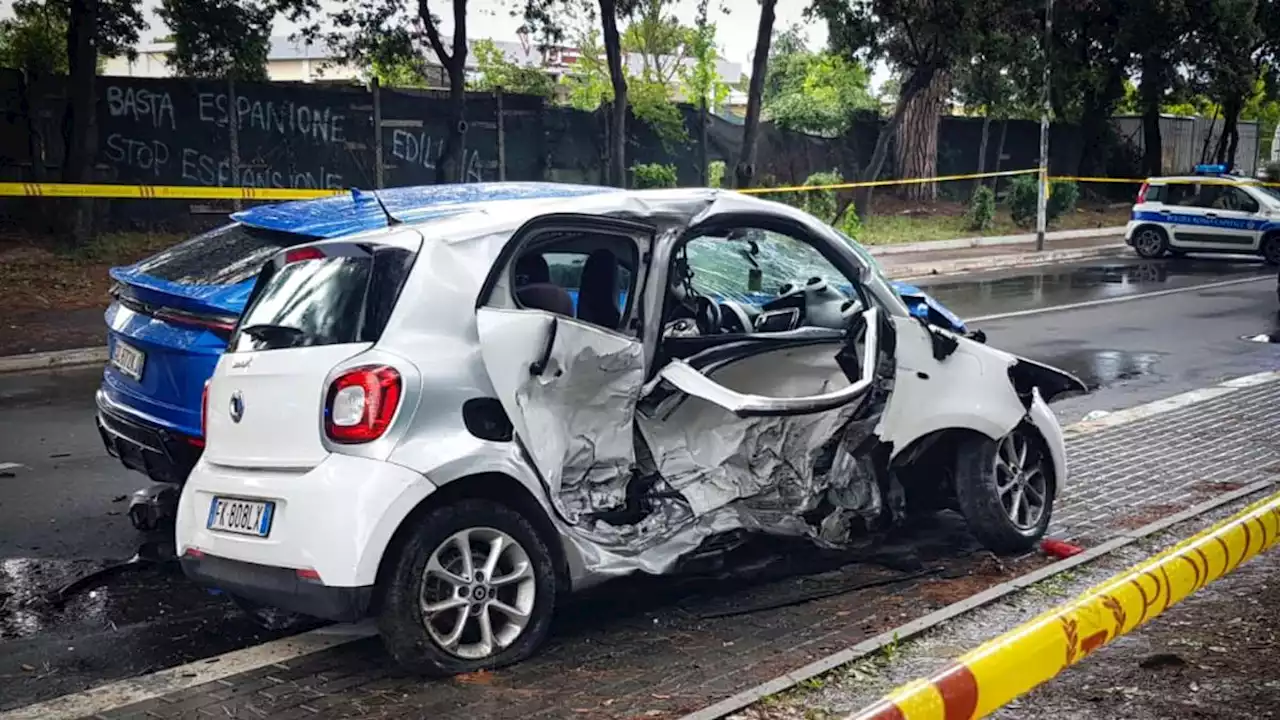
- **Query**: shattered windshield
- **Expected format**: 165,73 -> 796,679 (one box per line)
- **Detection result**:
684,228 -> 858,306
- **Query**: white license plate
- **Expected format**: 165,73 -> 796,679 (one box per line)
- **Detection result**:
207,497 -> 275,537
111,340 -> 146,380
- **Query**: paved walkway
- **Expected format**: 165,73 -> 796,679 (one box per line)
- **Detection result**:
57,378 -> 1280,720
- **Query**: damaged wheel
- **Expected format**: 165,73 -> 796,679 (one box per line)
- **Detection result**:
954,427 -> 1053,554
377,500 -> 556,676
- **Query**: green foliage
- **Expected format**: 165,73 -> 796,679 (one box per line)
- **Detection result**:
778,170 -> 860,236
1008,174 -> 1039,228
621,0 -> 692,87
0,0 -> 68,74
370,56 -> 429,88
763,26 -> 876,136
1048,180 -> 1080,220
966,185 -> 996,231
678,19 -> 730,110
707,160 -> 726,188
1009,176 -> 1079,228
631,162 -> 677,188
468,38 -> 554,96
157,0 -> 274,81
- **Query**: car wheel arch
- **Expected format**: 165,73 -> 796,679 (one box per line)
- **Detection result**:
889,421 -> 1059,491
370,471 -> 571,615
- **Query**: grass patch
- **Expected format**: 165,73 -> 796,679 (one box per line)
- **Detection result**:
854,205 -> 1130,246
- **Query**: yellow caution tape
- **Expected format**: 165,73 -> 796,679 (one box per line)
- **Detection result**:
0,182 -> 343,201
740,169 -> 1040,195
847,487 -> 1280,720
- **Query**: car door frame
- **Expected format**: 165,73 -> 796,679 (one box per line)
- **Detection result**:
639,198 -> 893,417
472,212 -> 657,512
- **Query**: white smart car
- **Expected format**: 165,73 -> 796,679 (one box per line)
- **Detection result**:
1126,164 -> 1280,264
177,184 -> 1082,676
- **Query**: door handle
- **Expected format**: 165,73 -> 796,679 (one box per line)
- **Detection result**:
1158,209 -> 1171,214
530,317 -> 558,376
1205,212 -> 1218,218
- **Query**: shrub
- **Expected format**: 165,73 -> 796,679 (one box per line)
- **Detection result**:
1009,174 -> 1039,228
796,170 -> 843,222
707,160 -> 726,188
966,185 -> 996,231
836,203 -> 862,237
1048,180 -> 1080,221
631,163 -> 678,189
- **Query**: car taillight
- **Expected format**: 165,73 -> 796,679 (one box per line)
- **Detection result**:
153,307 -> 239,336
285,247 -> 326,264
324,365 -> 402,444
1136,183 -> 1149,204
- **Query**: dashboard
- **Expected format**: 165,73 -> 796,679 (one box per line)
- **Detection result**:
664,275 -> 865,338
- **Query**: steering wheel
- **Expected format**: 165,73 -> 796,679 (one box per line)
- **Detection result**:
694,296 -> 722,335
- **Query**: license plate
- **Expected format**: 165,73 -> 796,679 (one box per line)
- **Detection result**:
111,340 -> 146,380
207,497 -> 275,537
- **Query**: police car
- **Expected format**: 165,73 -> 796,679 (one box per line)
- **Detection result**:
1125,164 -> 1280,265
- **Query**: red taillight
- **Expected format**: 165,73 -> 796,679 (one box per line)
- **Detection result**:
197,380 -> 210,446
285,247 -> 326,264
152,307 -> 238,335
324,365 -> 402,444
296,568 -> 322,582
1136,182 -> 1149,204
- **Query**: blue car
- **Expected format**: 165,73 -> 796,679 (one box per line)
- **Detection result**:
96,182 -> 969,490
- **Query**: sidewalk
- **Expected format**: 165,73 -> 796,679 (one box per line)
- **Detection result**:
8,372 -> 1274,720
0,230 -> 1127,368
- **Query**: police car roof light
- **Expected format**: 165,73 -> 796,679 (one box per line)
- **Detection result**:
1194,163 -> 1227,175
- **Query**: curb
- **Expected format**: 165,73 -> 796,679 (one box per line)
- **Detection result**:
866,226 -> 1126,257
0,346 -> 108,375
679,479 -> 1280,720
884,242 -> 1129,281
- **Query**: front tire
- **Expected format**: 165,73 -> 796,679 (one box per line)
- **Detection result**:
1261,233 -> 1280,266
954,428 -> 1054,554
1132,226 -> 1170,259
378,499 -> 557,676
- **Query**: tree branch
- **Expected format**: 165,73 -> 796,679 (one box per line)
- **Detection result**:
418,0 -> 452,65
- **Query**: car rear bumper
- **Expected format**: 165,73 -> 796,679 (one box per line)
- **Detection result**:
180,551 -> 373,622
96,389 -> 202,484
177,453 -> 439,588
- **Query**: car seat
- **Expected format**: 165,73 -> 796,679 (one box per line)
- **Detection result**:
576,248 -> 621,330
513,252 -> 574,317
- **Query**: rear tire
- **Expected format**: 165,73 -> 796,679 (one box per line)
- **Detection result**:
1261,233 -> 1280,266
1132,226 -> 1169,259
954,427 -> 1054,554
377,499 -> 557,676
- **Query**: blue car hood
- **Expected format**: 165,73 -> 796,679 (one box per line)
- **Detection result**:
890,281 -> 967,333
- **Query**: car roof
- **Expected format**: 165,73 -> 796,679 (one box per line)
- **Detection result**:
231,182 -> 622,238
1148,174 -> 1257,184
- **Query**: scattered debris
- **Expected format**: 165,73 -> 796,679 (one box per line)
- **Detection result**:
1139,653 -> 1188,670
1041,539 -> 1085,559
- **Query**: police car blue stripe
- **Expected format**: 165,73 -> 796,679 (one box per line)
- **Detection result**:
1131,210 -> 1278,233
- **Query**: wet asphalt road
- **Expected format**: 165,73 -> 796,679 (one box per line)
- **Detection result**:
0,254 -> 1277,711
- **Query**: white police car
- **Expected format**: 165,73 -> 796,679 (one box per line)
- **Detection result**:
1125,164 -> 1280,265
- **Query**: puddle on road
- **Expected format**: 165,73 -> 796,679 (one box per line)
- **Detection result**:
1032,349 -> 1164,391
0,554 -> 224,641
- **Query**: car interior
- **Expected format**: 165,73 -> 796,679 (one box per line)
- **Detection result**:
510,231 -> 638,335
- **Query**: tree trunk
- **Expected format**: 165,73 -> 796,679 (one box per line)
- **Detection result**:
1139,53 -> 1164,176
1076,64 -> 1126,177
1200,106 -> 1219,165
438,64 -> 468,183
853,66 -> 936,216
600,0 -> 627,187
976,114 -> 991,177
992,118 -> 1009,194
63,0 -> 98,245
895,71 -> 948,202
1214,94 -> 1242,172
733,0 -> 777,189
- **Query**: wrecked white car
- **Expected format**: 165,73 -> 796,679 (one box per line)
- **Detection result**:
176,186 -> 1083,676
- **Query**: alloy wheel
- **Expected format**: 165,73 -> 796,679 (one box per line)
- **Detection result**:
993,432 -> 1049,532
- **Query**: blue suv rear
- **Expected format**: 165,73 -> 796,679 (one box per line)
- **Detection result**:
96,182 -> 970,487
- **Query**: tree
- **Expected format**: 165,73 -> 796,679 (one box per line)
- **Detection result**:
621,0 -> 691,87
157,0 -> 275,81
285,0 -> 471,183
679,2 -> 729,183
1127,0 -> 1193,175
468,37 -> 555,96
0,0 -> 69,74
734,0 -> 778,188
954,27 -> 1038,184
61,0 -> 145,242
811,0 -> 1025,211
763,26 -> 876,137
